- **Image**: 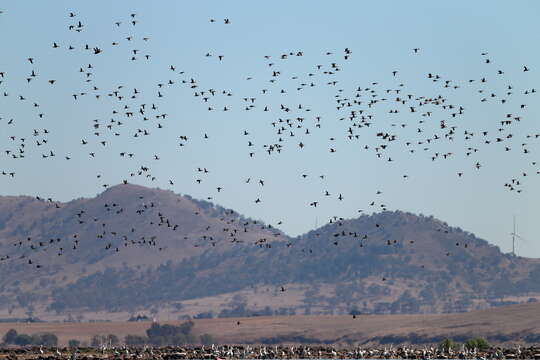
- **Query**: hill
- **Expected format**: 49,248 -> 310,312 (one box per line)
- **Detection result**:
0,184 -> 539,320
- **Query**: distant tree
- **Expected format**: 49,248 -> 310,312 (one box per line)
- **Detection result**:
149,335 -> 167,346
25,305 -> 35,319
68,339 -> 81,348
465,337 -> 490,351
172,302 -> 184,312
178,320 -> 194,335
36,333 -> 58,347
128,314 -> 150,322
90,333 -> 119,347
440,338 -> 456,352
261,306 -> 274,316
194,311 -> 214,319
30,334 -> 42,345
90,335 -> 105,347
106,334 -> 119,346
125,335 -> 147,346
14,334 -> 33,346
349,306 -> 361,316
145,321 -> 196,345
288,308 -> 296,316
218,304 -> 247,318
200,334 -> 214,345
3,329 -> 18,344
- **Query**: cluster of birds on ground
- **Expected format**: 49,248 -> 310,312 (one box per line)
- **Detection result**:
3,344 -> 540,360
0,8 -> 537,276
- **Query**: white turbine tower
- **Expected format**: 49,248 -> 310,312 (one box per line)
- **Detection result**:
510,215 -> 524,256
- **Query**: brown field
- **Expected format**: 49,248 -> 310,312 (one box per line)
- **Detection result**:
1,302 -> 539,346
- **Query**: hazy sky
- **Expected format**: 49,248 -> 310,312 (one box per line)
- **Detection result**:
0,1 -> 539,257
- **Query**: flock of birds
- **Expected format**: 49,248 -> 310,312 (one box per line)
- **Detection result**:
0,8 -> 537,278
4,343 -> 540,360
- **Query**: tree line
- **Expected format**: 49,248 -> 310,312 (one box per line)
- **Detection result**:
125,321 -> 214,346
2,321 -> 214,347
2,329 -> 58,347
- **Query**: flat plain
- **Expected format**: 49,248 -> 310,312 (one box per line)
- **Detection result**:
0,302 -> 538,346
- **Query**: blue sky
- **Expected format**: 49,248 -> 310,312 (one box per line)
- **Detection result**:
0,1 -> 539,256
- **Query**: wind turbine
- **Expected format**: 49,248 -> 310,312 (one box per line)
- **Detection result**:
510,215 -> 525,256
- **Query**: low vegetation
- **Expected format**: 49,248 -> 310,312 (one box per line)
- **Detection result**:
439,337 -> 491,352
1,321 -> 215,347
2,328 -> 58,346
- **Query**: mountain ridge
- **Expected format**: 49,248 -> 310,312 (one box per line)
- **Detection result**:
0,184 -> 539,320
